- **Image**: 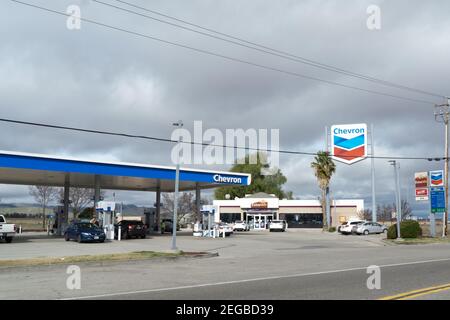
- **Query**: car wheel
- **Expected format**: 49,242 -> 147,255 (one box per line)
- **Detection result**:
5,236 -> 13,243
64,233 -> 70,241
141,234 -> 146,239
99,239 -> 105,243
77,235 -> 82,243
383,229 -> 388,234
363,230 -> 369,235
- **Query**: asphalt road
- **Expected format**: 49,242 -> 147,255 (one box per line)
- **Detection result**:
2,230 -> 450,300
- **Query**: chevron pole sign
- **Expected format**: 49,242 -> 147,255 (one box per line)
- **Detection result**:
331,123 -> 368,164
430,170 -> 444,187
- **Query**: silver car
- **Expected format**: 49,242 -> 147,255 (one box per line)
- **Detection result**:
355,222 -> 388,235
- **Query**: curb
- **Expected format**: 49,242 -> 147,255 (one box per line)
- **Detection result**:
0,251 -> 219,270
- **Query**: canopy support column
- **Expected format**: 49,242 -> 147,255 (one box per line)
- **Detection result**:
58,174 -> 70,236
195,183 -> 201,224
155,185 -> 161,232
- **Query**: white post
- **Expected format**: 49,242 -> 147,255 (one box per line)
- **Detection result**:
118,225 -> 121,241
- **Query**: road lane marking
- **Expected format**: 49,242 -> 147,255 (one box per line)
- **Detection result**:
379,283 -> 450,300
59,257 -> 450,300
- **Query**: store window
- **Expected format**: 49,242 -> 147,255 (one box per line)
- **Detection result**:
284,214 -> 323,228
220,213 -> 241,223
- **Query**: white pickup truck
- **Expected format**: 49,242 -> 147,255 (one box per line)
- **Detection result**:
0,215 -> 16,243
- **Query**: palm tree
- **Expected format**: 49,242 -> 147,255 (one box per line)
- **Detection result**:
311,151 -> 336,230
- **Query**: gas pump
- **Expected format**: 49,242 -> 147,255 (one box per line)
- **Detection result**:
200,205 -> 217,237
96,201 -> 116,240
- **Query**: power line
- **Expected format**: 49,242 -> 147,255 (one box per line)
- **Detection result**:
0,117 -> 445,161
10,0 -> 438,105
103,0 -> 446,99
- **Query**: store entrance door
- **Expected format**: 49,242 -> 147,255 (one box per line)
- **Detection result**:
247,213 -> 274,230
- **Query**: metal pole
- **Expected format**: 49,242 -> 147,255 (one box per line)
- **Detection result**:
172,156 -> 180,250
397,162 -> 402,228
371,123 -> 377,222
434,99 -> 450,237
171,120 -> 183,250
390,161 -> 401,239
444,113 -> 449,237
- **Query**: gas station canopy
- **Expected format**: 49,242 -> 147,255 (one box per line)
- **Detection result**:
0,150 -> 251,192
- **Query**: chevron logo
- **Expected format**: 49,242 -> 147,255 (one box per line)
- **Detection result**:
430,170 -> 444,187
331,124 -> 368,164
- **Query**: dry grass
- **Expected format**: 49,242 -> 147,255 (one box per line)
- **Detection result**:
6,218 -> 46,231
0,251 -> 183,267
386,236 -> 450,245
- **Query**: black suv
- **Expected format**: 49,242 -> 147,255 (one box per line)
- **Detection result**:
114,220 -> 147,239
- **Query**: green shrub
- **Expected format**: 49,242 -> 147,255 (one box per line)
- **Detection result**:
386,221 -> 422,239
387,224 -> 397,239
328,227 -> 336,232
400,220 -> 422,238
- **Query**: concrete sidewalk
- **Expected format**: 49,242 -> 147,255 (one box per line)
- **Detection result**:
1,229 -> 387,261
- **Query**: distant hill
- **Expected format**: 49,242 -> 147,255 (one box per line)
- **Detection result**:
0,203 -> 152,216
0,203 -> 42,208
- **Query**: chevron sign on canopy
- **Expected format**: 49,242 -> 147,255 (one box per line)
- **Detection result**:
331,123 -> 368,164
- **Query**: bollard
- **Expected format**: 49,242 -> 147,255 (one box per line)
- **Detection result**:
19,225 -> 22,234
118,226 -> 121,241
223,228 -> 226,238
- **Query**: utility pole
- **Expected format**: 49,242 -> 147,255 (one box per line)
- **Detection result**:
171,120 -> 183,251
389,160 -> 401,239
371,123 -> 377,222
434,98 -> 450,237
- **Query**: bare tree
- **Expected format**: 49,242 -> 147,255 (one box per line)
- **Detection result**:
161,192 -> 196,225
58,188 -> 105,219
357,209 -> 372,221
29,186 -> 59,228
394,200 -> 413,221
377,204 -> 394,223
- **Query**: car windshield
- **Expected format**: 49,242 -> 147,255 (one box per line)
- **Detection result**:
76,223 -> 99,229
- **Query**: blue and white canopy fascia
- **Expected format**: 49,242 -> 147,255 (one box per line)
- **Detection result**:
0,150 -> 251,192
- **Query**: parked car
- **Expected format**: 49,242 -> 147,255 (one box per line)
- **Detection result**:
162,219 -> 181,232
114,220 -> 147,239
269,220 -> 287,232
355,222 -> 388,235
64,222 -> 106,243
215,223 -> 233,236
0,215 -> 16,243
340,220 -> 366,235
233,221 -> 250,231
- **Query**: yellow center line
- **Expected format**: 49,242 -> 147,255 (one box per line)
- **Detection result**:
379,283 -> 450,300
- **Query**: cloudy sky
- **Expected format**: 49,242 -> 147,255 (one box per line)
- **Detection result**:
1,0 -> 449,212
